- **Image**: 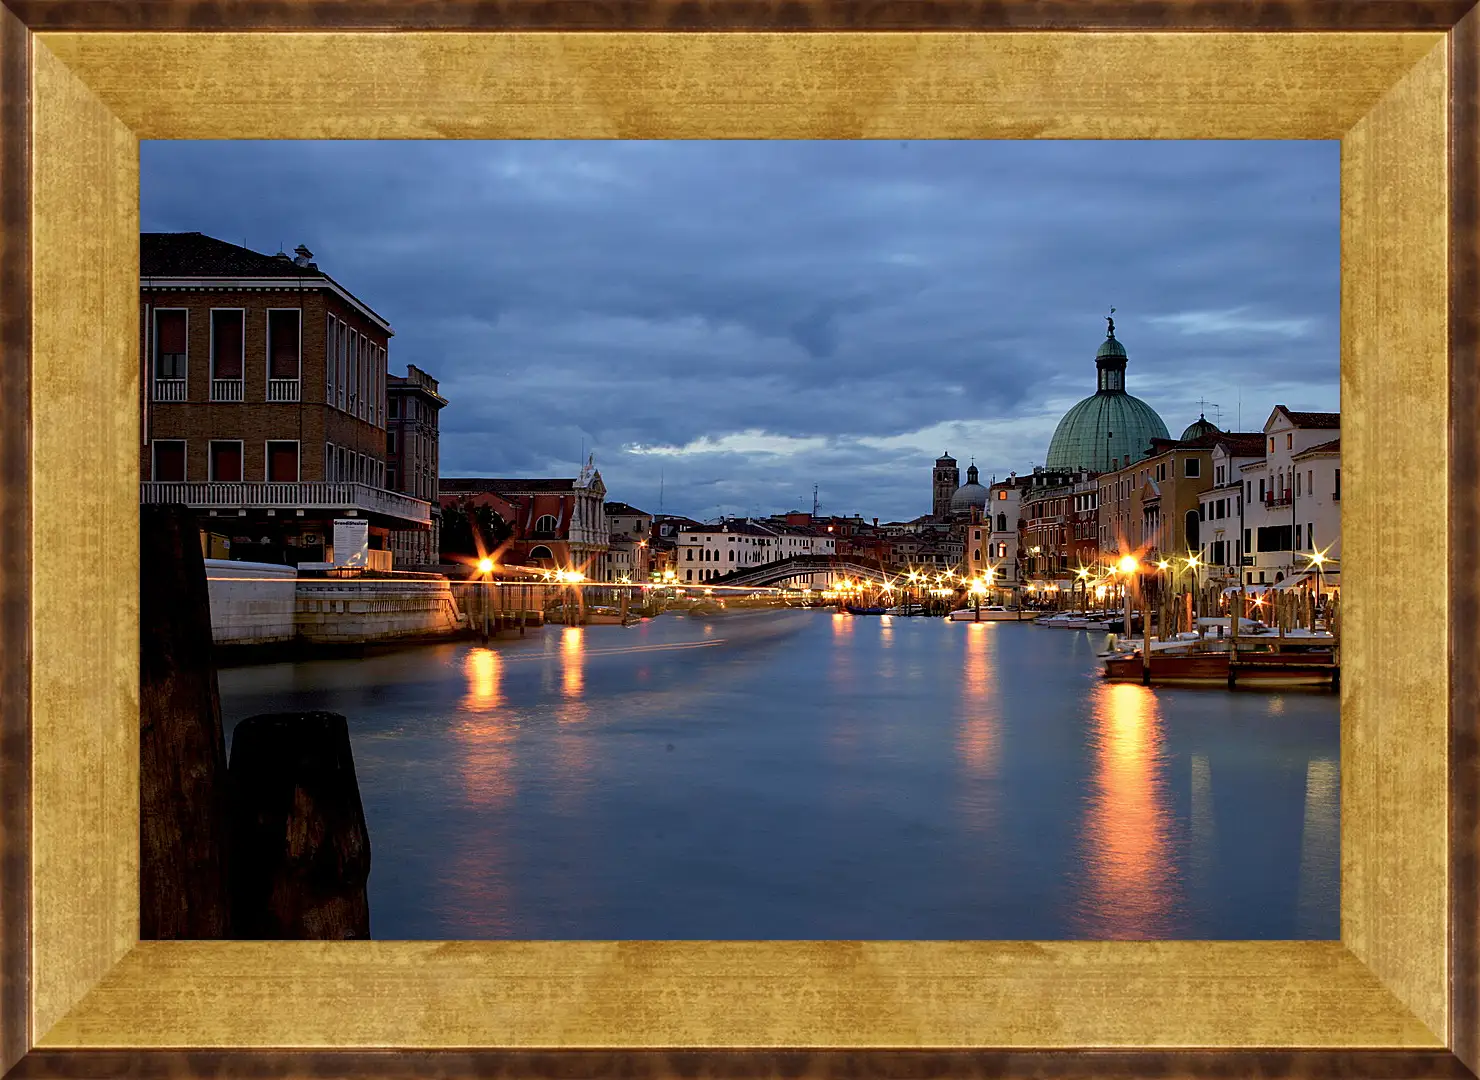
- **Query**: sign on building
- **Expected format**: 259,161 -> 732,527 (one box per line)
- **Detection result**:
332,517 -> 369,567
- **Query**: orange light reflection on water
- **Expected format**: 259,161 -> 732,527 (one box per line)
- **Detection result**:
455,648 -> 516,811
561,626 -> 585,703
958,624 -> 997,777
1078,681 -> 1179,938
463,647 -> 503,712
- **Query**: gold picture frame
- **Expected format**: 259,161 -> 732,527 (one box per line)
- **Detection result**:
1,2 -> 1477,1075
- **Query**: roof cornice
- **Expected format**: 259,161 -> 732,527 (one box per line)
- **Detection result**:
140,275 -> 393,334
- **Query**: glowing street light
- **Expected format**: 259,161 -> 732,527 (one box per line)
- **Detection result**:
1117,554 -> 1139,575
477,557 -> 495,575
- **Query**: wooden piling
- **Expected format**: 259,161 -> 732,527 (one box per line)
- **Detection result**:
1141,577 -> 1152,685
139,504 -> 234,939
228,711 -> 373,939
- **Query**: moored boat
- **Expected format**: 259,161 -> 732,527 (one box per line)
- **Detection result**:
1101,637 -> 1337,686
949,605 -> 1027,622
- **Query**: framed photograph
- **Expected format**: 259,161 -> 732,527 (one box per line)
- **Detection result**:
1,1 -> 1477,1076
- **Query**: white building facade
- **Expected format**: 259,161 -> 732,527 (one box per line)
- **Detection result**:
1237,408 -> 1341,588
1195,435 -> 1265,587
986,479 -> 1023,584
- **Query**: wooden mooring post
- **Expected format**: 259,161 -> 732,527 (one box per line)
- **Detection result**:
229,711 -> 372,939
140,504 -> 233,939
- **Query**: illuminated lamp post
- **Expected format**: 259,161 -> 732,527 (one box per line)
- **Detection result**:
477,557 -> 494,643
1117,554 -> 1139,637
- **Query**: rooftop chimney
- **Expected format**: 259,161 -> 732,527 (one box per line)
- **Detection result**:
293,244 -> 314,268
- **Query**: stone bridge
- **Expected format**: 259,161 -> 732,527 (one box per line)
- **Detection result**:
702,554 -> 892,590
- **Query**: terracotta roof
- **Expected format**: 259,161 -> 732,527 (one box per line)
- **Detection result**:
1278,407 -> 1341,429
1212,433 -> 1268,456
441,478 -> 578,495
1293,437 -> 1341,457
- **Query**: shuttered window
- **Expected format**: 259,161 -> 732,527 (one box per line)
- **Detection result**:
210,310 -> 243,380
267,309 -> 301,380
155,310 -> 187,379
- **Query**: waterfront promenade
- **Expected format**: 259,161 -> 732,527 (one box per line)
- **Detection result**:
218,610 -> 1339,941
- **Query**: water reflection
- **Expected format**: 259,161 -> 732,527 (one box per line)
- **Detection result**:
1189,753 -> 1216,895
462,647 -> 504,712
561,626 -> 585,703
217,612 -> 1340,940
454,649 -> 515,810
1076,682 -> 1180,939
1295,758 -> 1340,937
957,625 -> 998,778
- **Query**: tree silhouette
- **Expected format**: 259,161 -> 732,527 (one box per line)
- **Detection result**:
439,500 -> 513,560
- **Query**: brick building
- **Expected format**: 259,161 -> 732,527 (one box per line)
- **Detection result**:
386,364 -> 447,568
139,232 -> 431,565
439,460 -> 611,578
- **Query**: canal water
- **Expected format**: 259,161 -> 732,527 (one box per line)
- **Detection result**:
218,610 -> 1340,940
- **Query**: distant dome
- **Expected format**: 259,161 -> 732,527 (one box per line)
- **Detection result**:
1180,414 -> 1221,440
1044,319 -> 1169,472
951,482 -> 989,512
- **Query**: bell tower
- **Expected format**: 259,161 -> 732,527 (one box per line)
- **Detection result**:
932,452 -> 959,521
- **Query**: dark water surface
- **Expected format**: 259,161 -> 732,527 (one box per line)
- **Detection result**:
218,610 -> 1339,940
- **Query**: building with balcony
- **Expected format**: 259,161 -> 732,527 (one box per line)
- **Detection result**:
1195,433 -> 1267,585
675,519 -> 781,584
604,501 -> 654,582
1019,467 -> 1094,583
439,459 -> 611,578
1238,407 -> 1341,588
386,365 -> 448,569
139,232 -> 430,564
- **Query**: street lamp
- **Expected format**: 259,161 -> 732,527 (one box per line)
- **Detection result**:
1305,547 -> 1330,621
477,557 -> 494,642
1116,555 -> 1138,636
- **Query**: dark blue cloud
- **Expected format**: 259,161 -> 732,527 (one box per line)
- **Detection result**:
141,139 -> 1339,522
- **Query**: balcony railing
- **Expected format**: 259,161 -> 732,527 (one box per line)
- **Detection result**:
211,378 -> 243,402
153,378 -> 187,402
1264,493 -> 1294,507
141,480 -> 432,526
267,378 -> 301,402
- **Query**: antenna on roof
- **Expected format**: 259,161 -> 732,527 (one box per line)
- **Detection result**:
659,469 -> 664,516
812,483 -> 819,517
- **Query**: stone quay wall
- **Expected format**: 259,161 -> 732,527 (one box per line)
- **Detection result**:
205,560 -> 466,646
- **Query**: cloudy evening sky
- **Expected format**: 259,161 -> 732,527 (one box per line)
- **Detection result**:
141,140 -> 1339,523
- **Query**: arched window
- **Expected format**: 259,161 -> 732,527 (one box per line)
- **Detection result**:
686,548 -> 693,561
1185,509 -> 1200,551
973,549 -> 981,561
528,545 -> 554,562
996,513 -> 1007,532
729,550 -> 735,561
534,514 -> 558,534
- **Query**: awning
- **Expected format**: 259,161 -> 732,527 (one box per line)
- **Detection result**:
1275,573 -> 1312,591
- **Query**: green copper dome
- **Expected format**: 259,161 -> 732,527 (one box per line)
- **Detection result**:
1044,320 -> 1169,472
1180,414 -> 1221,441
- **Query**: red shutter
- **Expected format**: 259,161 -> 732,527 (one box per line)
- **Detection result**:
152,441 -> 185,482
157,311 -> 186,354
211,442 -> 242,482
212,310 -> 243,379
269,310 -> 301,379
268,442 -> 299,483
